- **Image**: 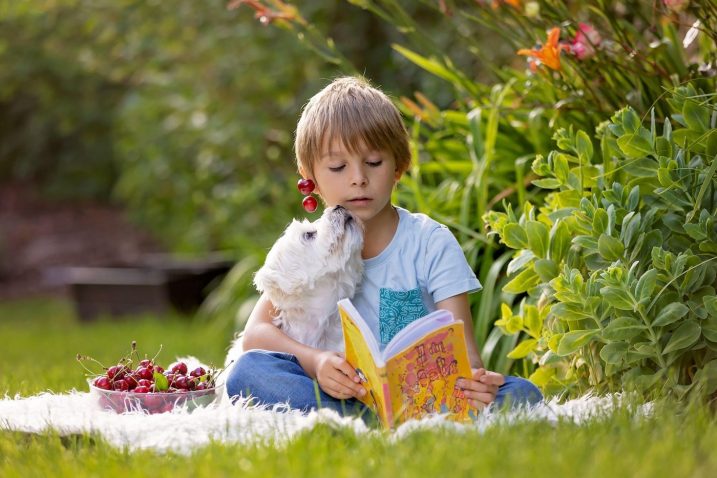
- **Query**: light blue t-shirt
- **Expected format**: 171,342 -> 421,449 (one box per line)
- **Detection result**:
352,206 -> 482,348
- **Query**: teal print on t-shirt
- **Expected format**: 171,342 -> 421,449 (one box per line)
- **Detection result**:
378,287 -> 429,345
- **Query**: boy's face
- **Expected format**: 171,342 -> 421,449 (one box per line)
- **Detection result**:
307,137 -> 402,226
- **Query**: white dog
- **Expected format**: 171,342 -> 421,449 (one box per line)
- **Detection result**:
222,205 -> 364,375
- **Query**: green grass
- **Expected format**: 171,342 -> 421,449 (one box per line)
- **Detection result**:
2,297 -> 717,477
0,297 -> 229,396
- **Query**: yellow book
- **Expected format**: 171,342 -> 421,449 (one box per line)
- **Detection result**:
338,298 -> 475,428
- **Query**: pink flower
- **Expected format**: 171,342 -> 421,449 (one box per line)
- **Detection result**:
571,23 -> 601,60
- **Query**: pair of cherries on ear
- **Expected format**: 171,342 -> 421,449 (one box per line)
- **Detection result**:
297,178 -> 318,213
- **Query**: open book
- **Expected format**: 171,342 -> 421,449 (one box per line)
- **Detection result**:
338,298 -> 475,428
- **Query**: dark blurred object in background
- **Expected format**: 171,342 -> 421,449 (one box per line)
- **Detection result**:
0,181 -> 163,300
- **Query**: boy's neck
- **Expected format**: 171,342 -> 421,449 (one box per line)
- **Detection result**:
361,204 -> 399,260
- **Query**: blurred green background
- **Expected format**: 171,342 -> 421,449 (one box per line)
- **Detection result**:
1,0 -> 715,394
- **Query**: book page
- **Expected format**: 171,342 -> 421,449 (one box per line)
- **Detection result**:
384,322 -> 474,425
338,300 -> 392,426
383,310 -> 456,361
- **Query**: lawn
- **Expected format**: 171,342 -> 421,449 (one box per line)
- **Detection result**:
2,297 -> 717,477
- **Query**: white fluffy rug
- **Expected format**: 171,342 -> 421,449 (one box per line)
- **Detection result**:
0,391 -> 639,454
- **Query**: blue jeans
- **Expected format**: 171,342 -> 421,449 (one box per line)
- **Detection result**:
226,349 -> 542,416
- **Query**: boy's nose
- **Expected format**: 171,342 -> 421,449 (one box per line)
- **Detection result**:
350,167 -> 368,186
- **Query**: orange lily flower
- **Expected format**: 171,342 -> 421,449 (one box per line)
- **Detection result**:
517,27 -> 569,71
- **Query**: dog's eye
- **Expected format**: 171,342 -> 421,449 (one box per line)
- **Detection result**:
303,231 -> 317,241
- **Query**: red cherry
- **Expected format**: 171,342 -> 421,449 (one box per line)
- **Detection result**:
94,376 -> 112,390
297,178 -> 315,195
171,362 -> 188,375
137,379 -> 153,388
136,366 -> 154,380
107,365 -> 125,380
173,376 -> 190,390
189,367 -> 206,378
139,359 -> 153,368
164,372 -> 176,386
125,374 -> 139,389
195,381 -> 208,391
112,379 -> 129,391
134,386 -> 150,394
153,365 -> 164,374
302,195 -> 318,213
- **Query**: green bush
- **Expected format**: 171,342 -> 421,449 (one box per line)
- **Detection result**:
485,84 -> 717,400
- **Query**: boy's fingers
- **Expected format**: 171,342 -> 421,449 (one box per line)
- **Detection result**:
471,368 -> 486,380
327,376 -> 364,398
479,371 -> 505,386
463,390 -> 495,405
334,357 -> 361,383
457,379 -> 498,395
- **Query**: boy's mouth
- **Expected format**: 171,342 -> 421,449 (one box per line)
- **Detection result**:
348,197 -> 371,203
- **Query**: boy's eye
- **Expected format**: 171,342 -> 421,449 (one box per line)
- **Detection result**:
328,165 -> 345,172
367,160 -> 383,167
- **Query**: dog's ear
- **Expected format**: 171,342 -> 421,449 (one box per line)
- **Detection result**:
252,266 -> 274,294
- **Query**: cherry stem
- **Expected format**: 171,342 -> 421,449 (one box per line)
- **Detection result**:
151,344 -> 163,364
76,353 -> 106,376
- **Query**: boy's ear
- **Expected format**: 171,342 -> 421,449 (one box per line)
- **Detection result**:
299,166 -> 320,195
394,167 -> 404,182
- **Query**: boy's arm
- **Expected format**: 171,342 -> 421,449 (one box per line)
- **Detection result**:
242,294 -> 365,400
436,293 -> 504,409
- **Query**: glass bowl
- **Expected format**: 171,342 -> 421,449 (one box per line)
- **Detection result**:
88,380 -> 224,414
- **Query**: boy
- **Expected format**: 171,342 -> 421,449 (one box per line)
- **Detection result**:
226,76 -> 541,414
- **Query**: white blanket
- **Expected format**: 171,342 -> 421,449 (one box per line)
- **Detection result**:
0,391 -> 638,454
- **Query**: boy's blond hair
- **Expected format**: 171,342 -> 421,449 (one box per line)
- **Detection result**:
295,76 -> 411,177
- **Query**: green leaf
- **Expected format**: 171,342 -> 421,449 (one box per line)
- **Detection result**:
706,129 -> 717,159
623,158 -> 659,177
503,267 -> 541,294
598,234 -> 624,261
617,133 -> 654,158
662,320 -> 701,354
601,286 -> 635,310
553,153 -> 570,183
532,178 -> 562,189
600,342 -> 628,364
655,136 -> 672,158
635,268 -> 657,303
652,302 -> 690,327
392,45 -> 468,92
704,295 -> 717,318
502,223 -> 528,249
534,258 -> 559,282
526,220 -> 549,258
557,330 -> 598,356
575,130 -> 593,163
524,304 -> 542,338
507,338 -> 538,359
592,209 -> 608,236
682,99 -> 709,132
702,317 -> 717,343
603,316 -> 646,341
154,372 -> 169,391
549,220 -> 571,263
551,302 -> 595,321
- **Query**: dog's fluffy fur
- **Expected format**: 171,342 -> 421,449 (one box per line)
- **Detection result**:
223,205 -> 364,372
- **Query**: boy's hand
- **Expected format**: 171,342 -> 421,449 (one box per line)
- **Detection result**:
457,368 -> 505,410
313,351 -> 367,400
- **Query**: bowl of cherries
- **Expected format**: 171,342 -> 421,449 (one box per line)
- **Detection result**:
80,342 -> 223,414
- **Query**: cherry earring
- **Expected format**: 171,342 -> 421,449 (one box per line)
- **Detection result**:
297,178 -> 318,213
